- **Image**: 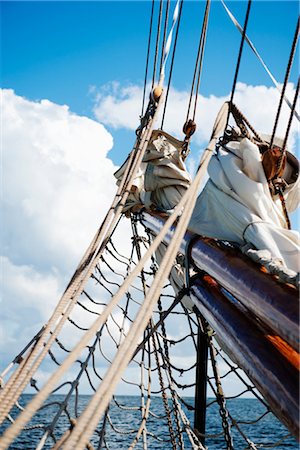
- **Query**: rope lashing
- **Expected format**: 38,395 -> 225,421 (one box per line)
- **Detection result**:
222,101 -> 264,144
181,119 -> 196,158
60,145 -> 215,450
224,101 -> 293,231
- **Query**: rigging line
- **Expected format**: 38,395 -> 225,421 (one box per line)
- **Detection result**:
132,294 -> 183,360
282,76 -> 300,152
275,77 -> 299,232
159,0 -> 181,87
0,326 -> 45,381
192,0 -> 211,121
141,0 -> 155,117
269,16 -> 299,149
229,0 -> 252,106
159,0 -> 171,75
221,0 -> 300,123
161,0 -> 184,129
152,0 -> 164,88
185,0 -> 210,123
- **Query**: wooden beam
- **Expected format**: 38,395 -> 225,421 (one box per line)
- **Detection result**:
141,211 -> 299,351
190,276 -> 299,438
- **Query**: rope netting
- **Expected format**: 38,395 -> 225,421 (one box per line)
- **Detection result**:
0,217 -> 296,450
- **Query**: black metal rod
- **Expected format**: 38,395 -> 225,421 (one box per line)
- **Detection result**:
194,314 -> 208,444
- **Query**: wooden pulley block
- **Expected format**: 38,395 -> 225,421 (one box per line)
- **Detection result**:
152,86 -> 163,102
183,119 -> 196,138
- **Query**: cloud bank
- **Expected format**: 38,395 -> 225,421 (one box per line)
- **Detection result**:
1,89 -> 117,365
93,81 -> 299,154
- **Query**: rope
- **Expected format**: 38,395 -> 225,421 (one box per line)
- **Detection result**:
0,125 -> 211,448
281,76 -> 300,152
152,0 -> 163,88
192,0 -> 210,122
221,0 -> 300,122
152,332 -> 177,449
269,16 -> 299,149
278,190 -> 291,230
229,0 -> 252,107
158,0 -> 181,87
185,0 -> 211,123
207,328 -> 234,450
229,102 -> 264,143
141,0 -> 155,117
161,0 -> 184,129
130,219 -> 171,448
159,0 -> 171,75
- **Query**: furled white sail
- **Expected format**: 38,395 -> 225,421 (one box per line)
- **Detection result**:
189,137 -> 300,272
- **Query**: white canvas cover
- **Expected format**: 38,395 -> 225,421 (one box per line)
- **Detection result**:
188,137 -> 300,273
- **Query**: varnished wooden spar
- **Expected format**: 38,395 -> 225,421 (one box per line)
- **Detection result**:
141,211 -> 299,351
191,276 -> 299,438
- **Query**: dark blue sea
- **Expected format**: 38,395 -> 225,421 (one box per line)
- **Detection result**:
1,395 -> 299,449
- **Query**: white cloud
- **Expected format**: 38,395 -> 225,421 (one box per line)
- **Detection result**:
93,81 -> 299,155
1,89 -> 119,369
93,82 -> 143,130
0,256 -> 61,362
2,89 -> 116,274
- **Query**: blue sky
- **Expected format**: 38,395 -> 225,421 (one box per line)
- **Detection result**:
1,0 -> 299,395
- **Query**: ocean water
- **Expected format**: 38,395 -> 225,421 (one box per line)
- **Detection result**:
1,395 -> 298,449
